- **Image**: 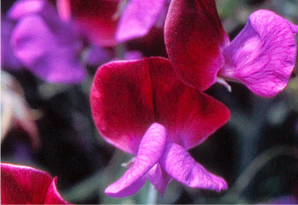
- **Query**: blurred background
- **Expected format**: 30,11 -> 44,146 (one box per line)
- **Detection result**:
1,0 -> 298,204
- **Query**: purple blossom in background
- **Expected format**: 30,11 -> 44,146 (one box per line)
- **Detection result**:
1,17 -> 23,70
56,0 -> 169,46
90,57 -> 230,197
6,0 -> 86,84
165,0 -> 298,97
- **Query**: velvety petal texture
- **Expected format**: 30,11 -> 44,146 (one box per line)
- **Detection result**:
57,0 -> 119,47
91,57 -> 230,154
116,0 -> 167,42
219,10 -> 298,97
1,163 -> 69,204
91,57 -> 230,197
105,123 -> 167,197
9,0 -> 86,84
165,0 -> 229,91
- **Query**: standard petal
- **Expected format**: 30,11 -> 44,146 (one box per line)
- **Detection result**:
150,60 -> 230,149
90,58 -> 158,154
165,0 -> 229,91
147,163 -> 172,196
1,163 -> 52,204
91,57 -> 230,152
219,10 -> 297,97
116,0 -> 166,42
11,15 -> 86,84
159,143 -> 228,192
105,123 -> 167,197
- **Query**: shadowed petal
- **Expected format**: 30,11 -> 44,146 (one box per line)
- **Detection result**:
57,0 -> 119,47
105,123 -> 167,197
159,143 -> 228,192
219,10 -> 297,97
11,15 -> 86,83
147,163 -> 172,196
165,0 -> 229,91
116,0 -> 166,42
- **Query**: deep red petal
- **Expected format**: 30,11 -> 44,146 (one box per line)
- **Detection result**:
91,57 -> 230,153
58,0 -> 119,46
90,58 -> 156,154
165,0 -> 229,90
1,163 -> 52,204
150,58 -> 230,149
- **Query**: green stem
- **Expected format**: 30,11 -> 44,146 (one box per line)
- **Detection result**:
146,183 -> 158,204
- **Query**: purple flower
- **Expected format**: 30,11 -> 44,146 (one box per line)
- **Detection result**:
165,0 -> 298,97
90,57 -> 230,197
7,0 -> 86,84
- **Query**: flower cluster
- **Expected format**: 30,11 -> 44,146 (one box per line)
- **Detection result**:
90,0 -> 298,198
2,0 -> 298,201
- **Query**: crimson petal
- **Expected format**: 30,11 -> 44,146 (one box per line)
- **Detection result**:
91,57 -> 230,153
1,163 -> 69,204
165,0 -> 229,91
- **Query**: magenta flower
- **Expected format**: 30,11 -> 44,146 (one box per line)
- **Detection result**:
90,57 -> 230,197
1,163 -> 70,204
8,0 -> 86,84
165,0 -> 298,97
56,0 -> 168,46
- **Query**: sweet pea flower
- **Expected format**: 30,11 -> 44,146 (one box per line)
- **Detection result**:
7,0 -> 86,84
165,0 -> 298,97
1,163 -> 71,204
56,0 -> 168,46
90,57 -> 230,197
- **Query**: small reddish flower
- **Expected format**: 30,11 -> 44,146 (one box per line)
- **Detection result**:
56,0 -> 168,46
1,163 -> 70,204
90,57 -> 230,197
165,0 -> 298,97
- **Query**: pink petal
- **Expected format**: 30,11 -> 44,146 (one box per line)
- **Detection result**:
1,163 -> 52,204
219,10 -> 297,97
159,143 -> 228,192
147,163 -> 172,196
11,15 -> 86,83
165,0 -> 229,91
105,123 -> 167,197
116,0 -> 166,42
8,0 -> 48,20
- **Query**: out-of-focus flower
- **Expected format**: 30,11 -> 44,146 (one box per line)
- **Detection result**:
1,163 -> 71,204
1,17 -> 23,70
90,57 -> 230,197
1,71 -> 39,148
56,0 -> 169,46
7,0 -> 86,84
165,0 -> 298,97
